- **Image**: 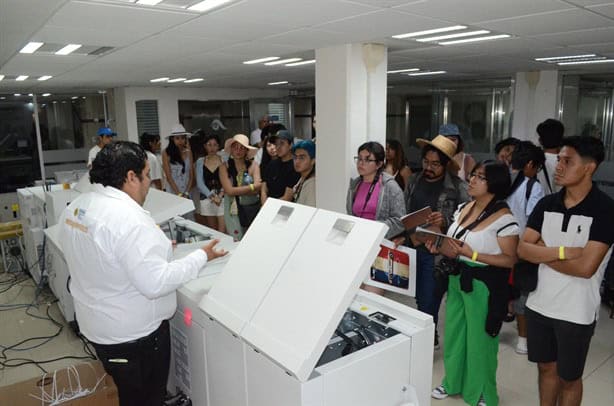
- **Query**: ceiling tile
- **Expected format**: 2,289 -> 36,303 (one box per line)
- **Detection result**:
394,0 -> 572,24
564,0 -> 614,5
533,26 -> 614,46
0,54 -> 91,76
479,9 -> 614,36
587,4 -> 614,18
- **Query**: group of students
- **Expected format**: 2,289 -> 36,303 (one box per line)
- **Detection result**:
137,122 -> 316,241
345,121 -> 613,406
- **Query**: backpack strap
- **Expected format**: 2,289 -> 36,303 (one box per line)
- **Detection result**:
525,177 -> 537,201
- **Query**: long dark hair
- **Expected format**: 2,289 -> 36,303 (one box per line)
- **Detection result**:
166,136 -> 185,173
358,141 -> 385,183
386,139 -> 407,173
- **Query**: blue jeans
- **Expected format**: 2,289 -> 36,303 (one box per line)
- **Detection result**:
415,249 -> 442,326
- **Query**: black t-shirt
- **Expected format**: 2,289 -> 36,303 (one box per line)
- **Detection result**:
526,184 -> 614,246
263,158 -> 300,199
409,176 -> 444,214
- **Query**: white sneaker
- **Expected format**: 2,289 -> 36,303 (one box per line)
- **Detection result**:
515,337 -> 528,354
477,394 -> 487,406
431,385 -> 448,400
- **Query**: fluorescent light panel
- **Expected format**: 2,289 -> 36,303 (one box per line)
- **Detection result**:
38,75 -> 52,81
150,77 -> 170,82
408,71 -> 446,76
56,44 -> 82,55
265,58 -> 301,66
14,94 -> 21,96
243,57 -> 279,64
392,25 -> 466,39
0,75 -> 4,81
188,0 -> 234,12
268,81 -> 288,85
43,93 -> 51,96
167,77 -> 187,83
440,34 -> 510,45
184,78 -> 204,83
387,68 -> 420,74
136,0 -> 163,5
416,30 -> 490,42
535,54 -> 596,61
16,75 -> 28,81
285,59 -> 316,66
558,59 -> 614,66
20,42 -> 44,54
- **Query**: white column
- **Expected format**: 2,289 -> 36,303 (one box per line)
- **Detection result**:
315,43 -> 388,213
511,70 -> 560,143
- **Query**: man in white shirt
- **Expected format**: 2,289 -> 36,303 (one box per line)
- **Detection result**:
87,127 -> 116,169
61,141 -> 227,406
535,119 -> 564,195
249,115 -> 269,146
518,136 -> 614,406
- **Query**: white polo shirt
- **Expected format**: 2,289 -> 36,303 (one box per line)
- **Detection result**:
60,184 -> 208,344
526,186 -> 614,324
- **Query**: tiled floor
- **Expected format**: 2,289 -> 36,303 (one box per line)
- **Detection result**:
2,273 -> 613,405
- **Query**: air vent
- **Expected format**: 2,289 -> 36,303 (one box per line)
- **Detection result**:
88,46 -> 114,56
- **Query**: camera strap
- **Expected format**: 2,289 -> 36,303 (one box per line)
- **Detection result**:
453,198 -> 508,240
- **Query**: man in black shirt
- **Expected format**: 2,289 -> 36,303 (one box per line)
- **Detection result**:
405,135 -> 469,348
261,130 -> 300,203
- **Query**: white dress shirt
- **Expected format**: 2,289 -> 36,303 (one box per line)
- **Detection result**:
87,145 -> 101,168
146,150 -> 162,182
60,184 -> 208,344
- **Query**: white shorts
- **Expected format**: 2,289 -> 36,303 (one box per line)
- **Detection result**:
200,198 -> 224,216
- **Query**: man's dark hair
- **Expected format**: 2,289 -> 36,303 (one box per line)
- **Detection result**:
494,137 -> 521,154
90,141 -> 147,189
421,145 -> 451,168
536,119 -> 564,149
139,132 -> 160,153
260,123 -> 286,142
511,141 -> 545,172
561,135 -> 605,167
472,160 -> 511,200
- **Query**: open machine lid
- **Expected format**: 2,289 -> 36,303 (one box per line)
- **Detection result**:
143,188 -> 194,224
200,199 -> 317,334
200,199 -> 388,382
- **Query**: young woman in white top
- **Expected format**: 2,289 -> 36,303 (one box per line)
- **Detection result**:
429,160 -> 519,406
140,132 -> 162,190
162,125 -> 193,197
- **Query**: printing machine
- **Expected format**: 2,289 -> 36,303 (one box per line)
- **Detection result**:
168,199 -> 434,406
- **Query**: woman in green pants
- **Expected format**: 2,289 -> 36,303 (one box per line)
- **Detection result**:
429,161 -> 519,406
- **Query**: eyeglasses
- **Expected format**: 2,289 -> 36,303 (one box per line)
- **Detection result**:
422,158 -> 442,169
354,156 -> 378,164
469,173 -> 487,182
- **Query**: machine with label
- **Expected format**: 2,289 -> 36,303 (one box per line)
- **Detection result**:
192,199 -> 434,406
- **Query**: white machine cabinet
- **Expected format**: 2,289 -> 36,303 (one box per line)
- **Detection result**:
199,199 -> 434,406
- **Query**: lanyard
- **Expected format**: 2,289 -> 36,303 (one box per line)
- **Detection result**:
354,175 -> 379,217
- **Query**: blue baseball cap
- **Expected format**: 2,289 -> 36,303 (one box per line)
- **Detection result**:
97,127 -> 117,137
438,123 -> 460,136
292,140 -> 315,158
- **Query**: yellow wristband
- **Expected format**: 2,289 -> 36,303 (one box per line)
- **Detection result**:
472,251 -> 478,261
249,183 -> 255,192
559,246 -> 565,260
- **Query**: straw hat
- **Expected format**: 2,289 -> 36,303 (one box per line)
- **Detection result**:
416,135 -> 460,171
224,134 -> 257,159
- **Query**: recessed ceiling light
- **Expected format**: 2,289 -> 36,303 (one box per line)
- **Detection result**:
167,78 -> 187,83
265,58 -> 301,66
14,93 -> 22,96
268,81 -> 289,86
19,42 -> 44,54
0,97 -> 5,100
0,75 -> 4,81
53,101 -> 58,104
150,77 -> 170,82
38,75 -> 53,81
188,0 -> 234,13
387,68 -> 420,74
16,75 -> 28,81
82,96 -> 86,99
392,26 -> 467,39
440,34 -> 510,45
535,54 -> 596,61
136,0 -> 163,4
243,57 -> 279,64
285,59 -> 316,66
408,71 -> 447,76
416,30 -> 490,42
184,78 -> 204,83
71,96 -> 79,99
42,93 -> 51,96
28,93 -> 33,96
558,59 -> 614,66
55,44 -> 82,55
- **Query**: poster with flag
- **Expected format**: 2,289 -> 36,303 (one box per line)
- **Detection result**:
364,239 -> 416,296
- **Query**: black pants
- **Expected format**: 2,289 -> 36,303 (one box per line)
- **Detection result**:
92,320 -> 170,406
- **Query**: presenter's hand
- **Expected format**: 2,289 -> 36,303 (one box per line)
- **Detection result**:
202,239 -> 228,261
